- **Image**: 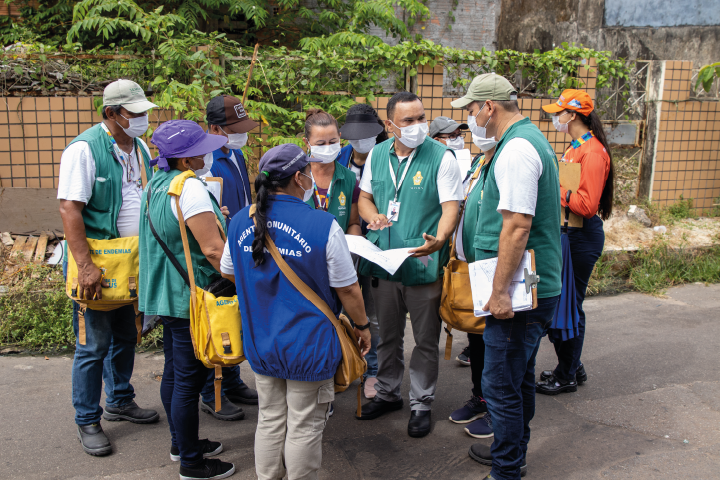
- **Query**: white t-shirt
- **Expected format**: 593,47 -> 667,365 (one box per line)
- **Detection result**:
359,145 -> 463,203
220,219 -> 358,288
57,138 -> 152,238
170,177 -> 215,223
493,138 -> 543,216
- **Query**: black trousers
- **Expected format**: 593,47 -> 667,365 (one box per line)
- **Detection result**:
468,332 -> 486,398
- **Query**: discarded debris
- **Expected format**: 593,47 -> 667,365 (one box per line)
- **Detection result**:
627,205 -> 652,227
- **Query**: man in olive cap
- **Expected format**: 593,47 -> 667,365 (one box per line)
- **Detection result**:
451,73 -> 562,478
58,79 -> 160,456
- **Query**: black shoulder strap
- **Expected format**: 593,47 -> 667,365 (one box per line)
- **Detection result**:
145,187 -> 191,287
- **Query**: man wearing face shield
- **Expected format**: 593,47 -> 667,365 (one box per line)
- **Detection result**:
58,79 -> 160,456
356,91 -> 463,438
451,73 -> 562,479
198,95 -> 260,420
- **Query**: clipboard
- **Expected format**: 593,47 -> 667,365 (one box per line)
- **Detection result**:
526,249 -> 539,309
558,162 -> 583,228
204,176 -> 224,206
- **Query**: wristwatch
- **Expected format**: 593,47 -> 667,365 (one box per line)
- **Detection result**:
354,322 -> 371,331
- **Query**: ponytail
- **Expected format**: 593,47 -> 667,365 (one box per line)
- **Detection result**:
573,109 -> 616,221
251,172 -> 295,266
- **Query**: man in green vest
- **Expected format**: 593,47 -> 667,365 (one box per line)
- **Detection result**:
357,92 -> 463,438
451,74 -> 562,479
58,79 -> 159,457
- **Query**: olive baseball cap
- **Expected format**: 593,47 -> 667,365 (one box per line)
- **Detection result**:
103,79 -> 158,113
450,73 -> 517,108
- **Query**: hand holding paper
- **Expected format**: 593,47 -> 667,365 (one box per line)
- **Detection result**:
345,235 -> 419,275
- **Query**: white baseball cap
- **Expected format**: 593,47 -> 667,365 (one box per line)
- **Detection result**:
103,79 -> 158,113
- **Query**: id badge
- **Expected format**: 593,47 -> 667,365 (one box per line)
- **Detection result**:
387,201 -> 400,222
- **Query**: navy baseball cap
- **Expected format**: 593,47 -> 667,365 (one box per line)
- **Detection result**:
150,119 -> 227,171
259,143 -> 310,180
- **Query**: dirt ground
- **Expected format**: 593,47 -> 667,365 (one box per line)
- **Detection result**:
603,213 -> 720,251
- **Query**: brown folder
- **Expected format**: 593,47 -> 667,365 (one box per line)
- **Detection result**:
558,162 -> 583,228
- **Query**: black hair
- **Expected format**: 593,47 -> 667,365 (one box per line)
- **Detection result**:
102,105 -> 123,120
387,91 -> 421,120
304,108 -> 339,139
251,164 -> 309,266
166,157 -> 180,170
346,103 -> 389,144
567,109 -> 615,220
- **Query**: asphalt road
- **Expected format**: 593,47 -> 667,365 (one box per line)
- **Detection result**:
0,283 -> 719,479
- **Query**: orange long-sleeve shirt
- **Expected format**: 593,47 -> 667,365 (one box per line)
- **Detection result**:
560,135 -> 610,219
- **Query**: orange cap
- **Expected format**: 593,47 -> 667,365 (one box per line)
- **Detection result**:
542,89 -> 594,116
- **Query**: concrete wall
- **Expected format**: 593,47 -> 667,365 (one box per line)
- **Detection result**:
496,0 -> 720,68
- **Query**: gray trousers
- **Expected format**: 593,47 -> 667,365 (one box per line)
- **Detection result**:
371,278 -> 443,411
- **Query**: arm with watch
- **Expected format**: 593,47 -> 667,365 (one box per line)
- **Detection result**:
334,282 -> 372,356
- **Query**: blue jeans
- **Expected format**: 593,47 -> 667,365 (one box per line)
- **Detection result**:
482,295 -> 559,480
71,302 -> 137,425
359,275 -> 379,378
201,364 -> 244,403
553,215 -> 605,381
160,317 -> 208,467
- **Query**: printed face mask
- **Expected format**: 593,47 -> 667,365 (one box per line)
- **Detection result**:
194,154 -> 213,177
467,106 -> 491,138
117,113 -> 149,138
309,143 -> 341,163
350,137 -> 376,154
298,172 -> 314,202
223,129 -> 248,149
471,132 -> 498,152
552,114 -> 572,133
391,121 -> 429,149
445,137 -> 465,150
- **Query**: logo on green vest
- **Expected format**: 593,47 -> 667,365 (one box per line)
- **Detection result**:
338,191 -> 346,206
413,171 -> 423,185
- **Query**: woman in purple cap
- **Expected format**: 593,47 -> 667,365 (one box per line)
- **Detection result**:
219,143 -> 372,480
138,120 -> 235,480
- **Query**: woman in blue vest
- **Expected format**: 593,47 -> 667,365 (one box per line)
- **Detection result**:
138,120 -> 235,481
220,143 -> 371,480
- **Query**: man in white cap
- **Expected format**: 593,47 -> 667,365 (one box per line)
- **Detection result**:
58,79 -> 160,456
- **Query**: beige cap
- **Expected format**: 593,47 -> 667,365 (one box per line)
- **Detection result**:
103,79 -> 158,113
450,73 -> 517,108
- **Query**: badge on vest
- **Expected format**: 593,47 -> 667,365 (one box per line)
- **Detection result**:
387,200 -> 400,222
413,171 -> 423,185
338,191 -> 346,206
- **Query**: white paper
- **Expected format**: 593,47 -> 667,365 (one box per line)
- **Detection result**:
469,251 -> 534,317
47,241 -> 64,265
205,180 -> 222,205
455,149 -> 472,176
345,235 -> 416,275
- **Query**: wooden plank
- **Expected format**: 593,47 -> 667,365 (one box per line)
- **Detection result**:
559,162 -> 583,228
9,236 -> 27,258
34,234 -> 49,263
22,236 -> 38,261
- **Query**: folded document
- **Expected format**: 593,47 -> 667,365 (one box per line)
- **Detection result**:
469,250 -> 535,317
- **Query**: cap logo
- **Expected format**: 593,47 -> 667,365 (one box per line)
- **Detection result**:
234,103 -> 247,119
557,100 -> 564,106
559,95 -> 566,102
129,86 -> 143,94
281,150 -> 306,170
569,99 -> 582,108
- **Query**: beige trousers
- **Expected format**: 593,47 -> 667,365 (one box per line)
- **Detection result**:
254,373 -> 335,480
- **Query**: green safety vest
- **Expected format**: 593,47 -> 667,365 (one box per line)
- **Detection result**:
473,117 -> 562,299
138,169 -> 226,319
66,123 -> 152,240
305,161 -> 357,232
459,154 -> 488,264
359,136 -> 454,286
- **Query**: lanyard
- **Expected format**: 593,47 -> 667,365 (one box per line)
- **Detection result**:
101,123 -> 140,184
464,156 -> 485,202
312,178 -> 335,211
562,130 -> 594,161
388,145 -> 416,202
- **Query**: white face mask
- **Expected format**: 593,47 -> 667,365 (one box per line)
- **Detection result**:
468,106 -> 491,138
472,132 -> 498,152
298,172 -> 314,202
222,129 -> 248,150
117,113 -> 149,138
391,121 -> 429,149
194,153 -> 213,177
350,137 -> 376,154
445,137 -> 465,150
309,143 -> 341,164
552,114 -> 572,133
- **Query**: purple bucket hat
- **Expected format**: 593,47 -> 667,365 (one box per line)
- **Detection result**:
150,119 -> 228,172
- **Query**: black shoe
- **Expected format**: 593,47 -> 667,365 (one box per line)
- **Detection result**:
468,444 -> 527,477
171,439 -> 224,462
356,396 -> 403,420
103,401 -> 159,424
225,382 -> 259,405
179,458 -> 235,480
540,363 -> 587,384
536,374 -> 577,395
77,423 -> 112,456
456,346 -> 471,366
200,396 -> 245,421
408,410 -> 431,438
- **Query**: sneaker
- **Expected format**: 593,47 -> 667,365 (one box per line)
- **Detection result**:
170,439 -> 223,462
464,413 -> 494,438
363,377 -> 378,399
449,395 -> 487,423
76,423 -> 112,456
179,458 -> 235,480
468,443 -> 527,477
329,402 -> 334,417
456,346 -> 471,366
103,401 -> 160,424
540,363 -> 587,385
225,382 -> 259,405
536,375 -> 577,395
200,396 -> 245,421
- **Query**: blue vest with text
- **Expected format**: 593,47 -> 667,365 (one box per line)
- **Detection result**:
209,148 -> 252,218
228,194 -> 342,382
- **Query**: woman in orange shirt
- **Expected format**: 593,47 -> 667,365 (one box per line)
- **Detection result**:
537,89 -> 615,395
